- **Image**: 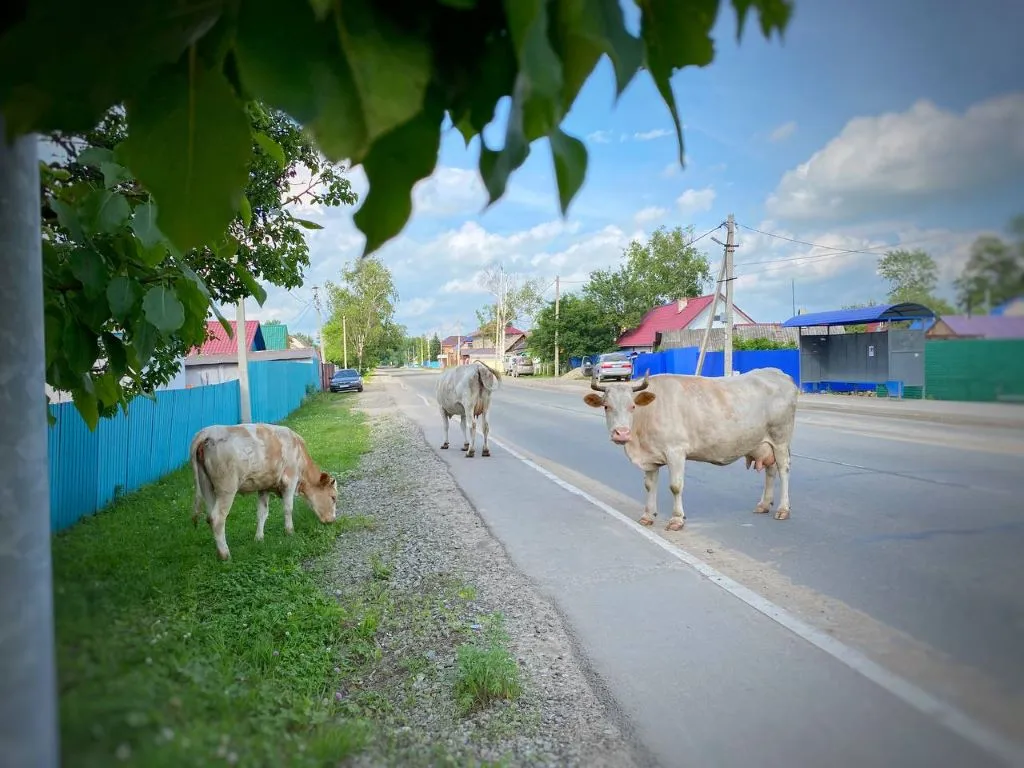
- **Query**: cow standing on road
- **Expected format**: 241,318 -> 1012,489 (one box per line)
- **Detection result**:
190,423 -> 338,560
583,368 -> 798,530
436,361 -> 501,458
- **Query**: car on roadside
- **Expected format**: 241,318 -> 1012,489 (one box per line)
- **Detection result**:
329,368 -> 364,393
594,352 -> 633,382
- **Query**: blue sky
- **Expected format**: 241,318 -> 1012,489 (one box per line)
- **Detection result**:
253,0 -> 1024,341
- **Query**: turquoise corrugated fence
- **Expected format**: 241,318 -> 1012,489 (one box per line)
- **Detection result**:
48,359 -> 321,533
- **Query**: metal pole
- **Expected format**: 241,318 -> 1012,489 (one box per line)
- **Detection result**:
342,315 -> 348,370
724,214 -> 736,376
554,275 -> 560,377
236,296 -> 251,423
0,118 -> 60,767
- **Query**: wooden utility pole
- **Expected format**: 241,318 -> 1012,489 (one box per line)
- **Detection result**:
554,275 -> 561,377
342,315 -> 348,369
236,255 -> 253,422
696,256 -> 727,376
723,214 -> 737,376
456,321 -> 462,366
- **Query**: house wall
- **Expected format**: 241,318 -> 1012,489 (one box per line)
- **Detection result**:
687,303 -> 755,330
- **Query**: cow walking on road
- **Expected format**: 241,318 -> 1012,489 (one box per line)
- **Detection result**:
583,368 -> 798,530
190,423 -> 339,560
436,361 -> 501,458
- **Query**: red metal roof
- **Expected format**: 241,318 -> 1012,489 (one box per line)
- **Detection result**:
617,296 -> 716,347
193,320 -> 265,356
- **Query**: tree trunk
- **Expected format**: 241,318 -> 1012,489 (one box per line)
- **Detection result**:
0,118 -> 60,765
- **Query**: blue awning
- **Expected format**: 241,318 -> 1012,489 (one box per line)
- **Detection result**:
782,302 -> 937,328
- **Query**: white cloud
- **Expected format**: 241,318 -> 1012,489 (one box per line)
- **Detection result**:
632,128 -> 672,141
768,121 -> 797,143
412,166 -> 486,217
676,187 -> 716,216
399,297 -> 436,317
634,206 -> 667,225
588,130 -> 614,144
767,92 -> 1024,221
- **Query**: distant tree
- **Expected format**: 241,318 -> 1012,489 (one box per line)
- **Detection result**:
840,300 -> 880,334
291,331 -> 314,348
475,268 -> 545,348
429,333 -> 442,360
877,249 -> 954,314
528,294 -> 620,364
323,257 -> 399,373
262,319 -> 283,326
954,215 -> 1024,313
584,225 -> 712,335
733,337 -> 796,351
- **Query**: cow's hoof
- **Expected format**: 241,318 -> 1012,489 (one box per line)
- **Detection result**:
638,516 -> 655,527
665,518 -> 685,532
462,443 -> 470,451
754,503 -> 771,514
466,450 -> 475,458
774,508 -> 791,521
217,550 -> 230,561
285,527 -> 295,536
482,448 -> 491,457
441,442 -> 449,450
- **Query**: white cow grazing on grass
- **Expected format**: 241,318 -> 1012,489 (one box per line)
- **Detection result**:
583,368 -> 798,531
435,361 -> 502,458
190,423 -> 338,560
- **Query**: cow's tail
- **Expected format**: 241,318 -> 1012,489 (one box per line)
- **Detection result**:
475,360 -> 501,393
190,434 -> 214,526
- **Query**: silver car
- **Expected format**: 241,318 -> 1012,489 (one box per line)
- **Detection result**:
594,352 -> 633,382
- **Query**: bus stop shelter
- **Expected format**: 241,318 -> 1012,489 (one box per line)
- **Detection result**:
781,303 -> 937,397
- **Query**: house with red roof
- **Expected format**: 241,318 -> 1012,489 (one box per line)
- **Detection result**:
441,323 -> 528,366
617,294 -> 757,354
191,320 -> 267,357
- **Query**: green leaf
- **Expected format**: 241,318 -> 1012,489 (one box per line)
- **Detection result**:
478,94 -> 531,207
730,0 -> 794,42
142,285 -> 186,333
130,320 -> 159,368
233,262 -> 268,305
129,201 -> 164,249
636,0 -> 719,165
504,0 -> 564,141
549,127 -> 588,215
121,62 -> 253,252
80,189 -> 131,235
63,317 -> 99,373
438,0 -> 478,7
254,133 -> 286,168
69,247 -> 108,298
50,198 -> 84,241
240,195 -> 253,228
354,102 -> 443,256
77,147 -> 115,168
72,387 -> 100,431
179,263 -> 233,337
553,0 -> 643,105
234,0 -> 430,165
44,304 -> 65,370
293,217 -> 324,230
100,161 -> 132,188
93,372 -> 122,410
106,276 -> 139,319
102,332 -> 128,378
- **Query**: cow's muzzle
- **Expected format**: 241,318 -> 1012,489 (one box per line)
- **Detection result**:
611,427 -> 632,444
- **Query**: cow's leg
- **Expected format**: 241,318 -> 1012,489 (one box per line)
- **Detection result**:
440,409 -> 450,449
480,408 -> 491,457
466,414 -> 477,458
665,452 -> 687,531
460,414 -> 469,451
210,490 -> 237,560
755,465 -> 777,514
639,468 -> 659,526
255,491 -> 271,541
283,480 -> 298,535
774,445 -> 792,521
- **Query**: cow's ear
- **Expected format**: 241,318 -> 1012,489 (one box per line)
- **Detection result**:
583,393 -> 604,408
319,471 -> 332,486
634,392 -> 656,406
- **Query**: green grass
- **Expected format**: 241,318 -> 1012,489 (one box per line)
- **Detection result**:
53,394 -> 374,767
452,613 -> 523,715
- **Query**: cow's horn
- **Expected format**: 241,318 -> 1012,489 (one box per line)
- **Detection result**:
632,371 -> 650,391
590,374 -> 607,392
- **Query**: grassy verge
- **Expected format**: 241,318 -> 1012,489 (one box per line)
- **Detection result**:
54,394 -> 373,767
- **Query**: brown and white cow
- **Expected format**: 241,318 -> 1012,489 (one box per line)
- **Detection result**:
190,423 -> 338,560
435,361 -> 502,458
583,368 -> 798,531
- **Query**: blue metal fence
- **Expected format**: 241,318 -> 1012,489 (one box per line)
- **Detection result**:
631,347 -> 800,384
48,359 -> 320,533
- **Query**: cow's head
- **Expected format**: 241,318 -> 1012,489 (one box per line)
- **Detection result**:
583,372 -> 656,444
300,471 -> 339,523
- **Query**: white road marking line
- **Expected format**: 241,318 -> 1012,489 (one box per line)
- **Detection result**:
417,393 -> 431,407
488,434 -> 1024,768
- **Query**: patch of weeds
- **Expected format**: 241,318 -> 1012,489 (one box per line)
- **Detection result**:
370,552 -> 394,581
53,395 -> 374,767
453,612 -> 523,715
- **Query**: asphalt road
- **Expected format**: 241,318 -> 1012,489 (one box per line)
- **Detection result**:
382,369 -> 1024,768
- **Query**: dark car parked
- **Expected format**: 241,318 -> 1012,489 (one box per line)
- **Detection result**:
329,368 -> 364,393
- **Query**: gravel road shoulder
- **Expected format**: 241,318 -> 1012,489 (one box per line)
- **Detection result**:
321,387 -> 645,768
